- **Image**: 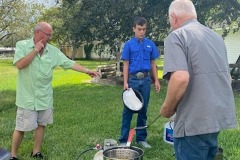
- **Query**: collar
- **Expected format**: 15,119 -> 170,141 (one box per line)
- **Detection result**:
181,19 -> 199,27
29,38 -> 35,49
133,37 -> 146,43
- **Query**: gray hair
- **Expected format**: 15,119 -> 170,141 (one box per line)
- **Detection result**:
169,0 -> 197,19
34,23 -> 44,32
33,22 -> 51,32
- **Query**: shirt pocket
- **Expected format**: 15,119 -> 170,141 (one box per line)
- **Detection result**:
40,59 -> 52,77
143,46 -> 152,60
130,46 -> 140,60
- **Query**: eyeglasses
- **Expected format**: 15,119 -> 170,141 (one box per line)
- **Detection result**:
39,29 -> 53,38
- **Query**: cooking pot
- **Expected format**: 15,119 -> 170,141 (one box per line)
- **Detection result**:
103,146 -> 144,160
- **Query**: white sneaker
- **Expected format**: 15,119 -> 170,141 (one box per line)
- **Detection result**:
138,141 -> 152,148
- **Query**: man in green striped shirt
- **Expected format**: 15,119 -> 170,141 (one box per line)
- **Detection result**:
10,22 -> 99,160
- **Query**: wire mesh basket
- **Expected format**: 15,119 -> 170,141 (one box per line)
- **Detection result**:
103,146 -> 143,160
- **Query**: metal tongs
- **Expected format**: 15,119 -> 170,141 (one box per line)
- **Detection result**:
135,115 -> 161,130
126,115 -> 161,147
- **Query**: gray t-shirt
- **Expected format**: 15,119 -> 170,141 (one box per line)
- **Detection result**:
163,19 -> 237,138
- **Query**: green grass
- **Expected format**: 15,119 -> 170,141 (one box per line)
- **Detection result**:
0,59 -> 239,160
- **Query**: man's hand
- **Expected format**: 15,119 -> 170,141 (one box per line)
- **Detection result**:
154,80 -> 160,93
35,39 -> 45,53
123,83 -> 129,90
160,102 -> 176,118
87,70 -> 101,78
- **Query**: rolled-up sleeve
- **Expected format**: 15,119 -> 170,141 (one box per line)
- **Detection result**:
56,50 -> 75,70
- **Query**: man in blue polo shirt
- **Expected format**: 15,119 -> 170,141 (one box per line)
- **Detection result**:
119,17 -> 160,148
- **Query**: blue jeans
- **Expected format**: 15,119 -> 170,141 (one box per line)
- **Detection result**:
119,76 -> 151,143
174,132 -> 219,160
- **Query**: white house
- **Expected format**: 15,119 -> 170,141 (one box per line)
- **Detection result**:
214,29 -> 240,64
0,47 -> 15,54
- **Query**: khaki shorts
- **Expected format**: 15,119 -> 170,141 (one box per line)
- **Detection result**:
15,107 -> 53,131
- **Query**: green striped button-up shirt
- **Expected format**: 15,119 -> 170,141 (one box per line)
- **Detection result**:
13,38 -> 75,111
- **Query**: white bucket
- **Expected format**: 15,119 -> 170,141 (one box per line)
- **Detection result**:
163,121 -> 174,145
93,150 -> 103,160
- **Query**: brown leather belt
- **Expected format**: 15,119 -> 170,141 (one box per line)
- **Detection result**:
129,72 -> 149,79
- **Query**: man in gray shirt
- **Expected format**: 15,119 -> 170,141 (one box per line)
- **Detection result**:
160,0 -> 238,159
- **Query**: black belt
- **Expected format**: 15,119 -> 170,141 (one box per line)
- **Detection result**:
129,72 -> 149,79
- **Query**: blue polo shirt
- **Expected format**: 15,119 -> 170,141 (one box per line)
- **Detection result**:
121,37 -> 160,74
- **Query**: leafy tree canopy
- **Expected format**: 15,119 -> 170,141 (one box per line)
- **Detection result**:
0,0 -> 45,47
2,0 -> 239,51
59,0 -> 240,51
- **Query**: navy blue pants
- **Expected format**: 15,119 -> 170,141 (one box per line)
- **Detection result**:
174,132 -> 219,160
119,75 -> 151,143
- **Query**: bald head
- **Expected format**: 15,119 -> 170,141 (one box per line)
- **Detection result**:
34,22 -> 52,33
169,0 -> 197,19
168,0 -> 197,30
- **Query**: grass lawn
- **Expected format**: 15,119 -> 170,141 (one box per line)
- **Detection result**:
0,58 -> 239,160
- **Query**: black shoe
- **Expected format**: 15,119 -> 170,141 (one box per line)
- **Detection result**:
31,152 -> 44,159
10,157 -> 19,160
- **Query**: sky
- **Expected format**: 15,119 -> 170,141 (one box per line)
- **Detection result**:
27,0 -> 56,8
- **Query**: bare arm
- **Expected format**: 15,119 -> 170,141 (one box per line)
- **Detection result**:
123,61 -> 129,90
71,63 -> 100,77
15,39 -> 44,70
15,49 -> 38,70
160,70 -> 189,118
151,60 -> 160,92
